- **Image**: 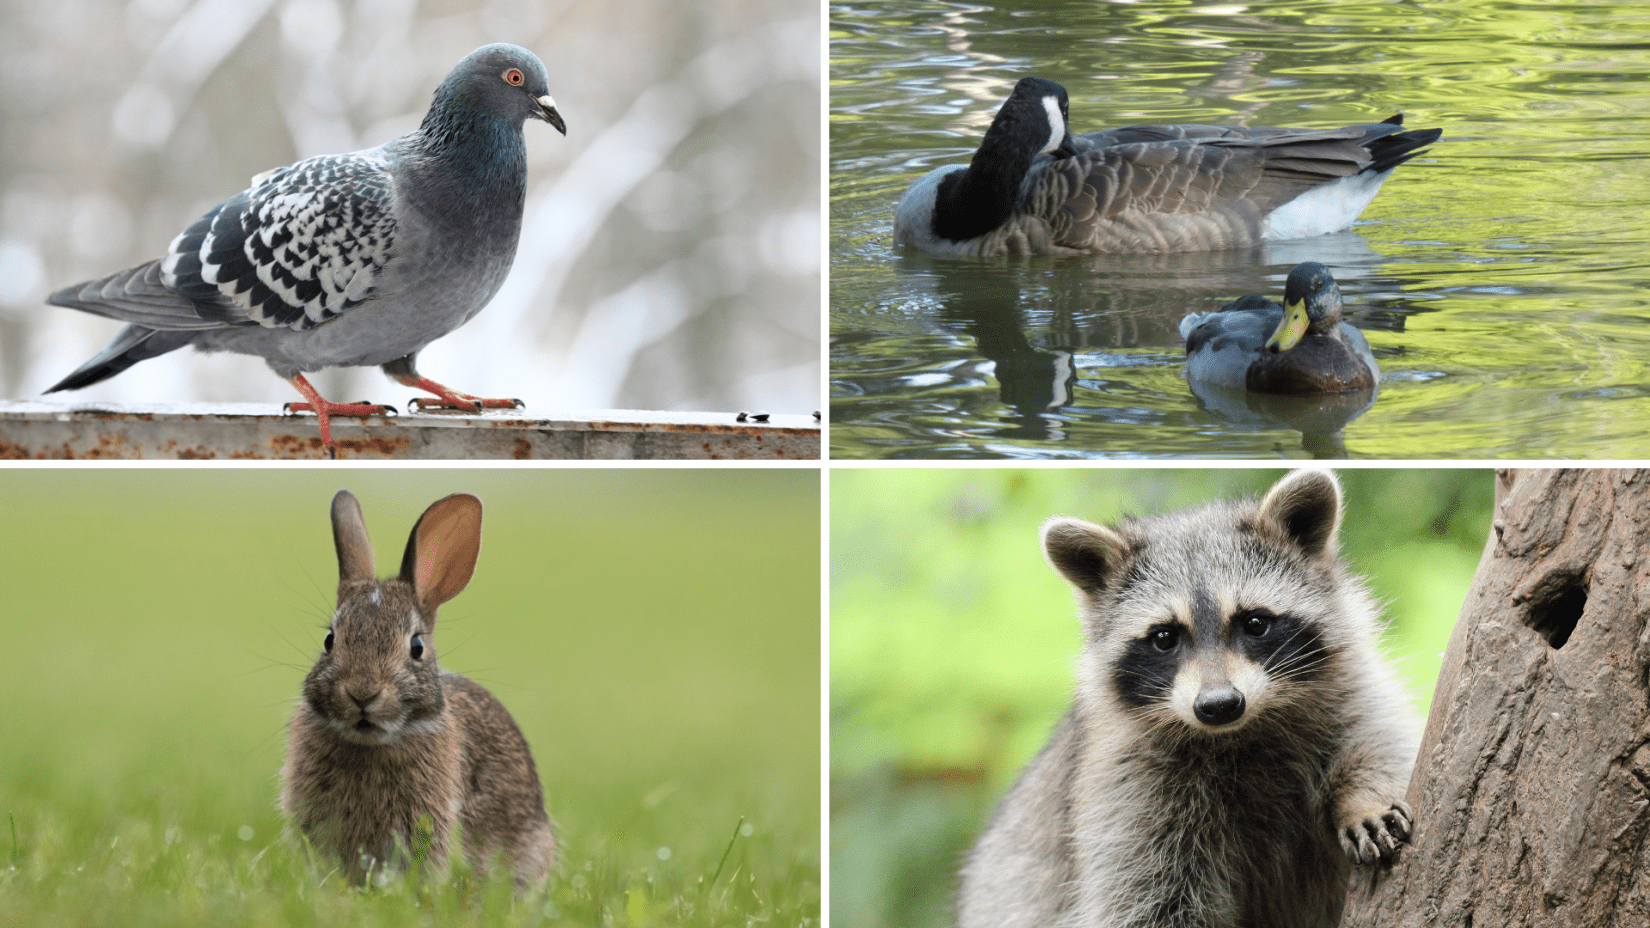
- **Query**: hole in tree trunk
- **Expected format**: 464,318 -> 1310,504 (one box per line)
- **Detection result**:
1526,578 -> 1586,650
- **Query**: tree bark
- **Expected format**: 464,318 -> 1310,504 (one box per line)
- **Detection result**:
1343,468 -> 1650,928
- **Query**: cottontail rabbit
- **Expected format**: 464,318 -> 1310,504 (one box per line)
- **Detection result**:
281,490 -> 555,889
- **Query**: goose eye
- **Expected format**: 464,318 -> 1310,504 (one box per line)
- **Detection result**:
1150,628 -> 1179,652
410,634 -> 425,661
323,629 -> 334,652
503,68 -> 524,86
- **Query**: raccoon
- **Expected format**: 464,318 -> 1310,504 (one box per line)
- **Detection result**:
956,469 -> 1417,928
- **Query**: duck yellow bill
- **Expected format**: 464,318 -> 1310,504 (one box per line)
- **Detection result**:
1265,298 -> 1310,353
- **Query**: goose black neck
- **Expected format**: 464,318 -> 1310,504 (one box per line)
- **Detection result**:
930,107 -> 1049,243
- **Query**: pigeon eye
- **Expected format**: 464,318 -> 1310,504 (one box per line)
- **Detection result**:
410,634 -> 424,661
504,68 -> 524,86
324,629 -> 334,652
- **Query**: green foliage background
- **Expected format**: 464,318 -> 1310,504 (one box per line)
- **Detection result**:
830,468 -> 1492,928
0,468 -> 820,926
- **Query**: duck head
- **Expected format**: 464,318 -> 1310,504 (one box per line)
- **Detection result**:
1264,262 -> 1345,353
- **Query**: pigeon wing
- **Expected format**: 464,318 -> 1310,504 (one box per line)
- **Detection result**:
161,151 -> 399,331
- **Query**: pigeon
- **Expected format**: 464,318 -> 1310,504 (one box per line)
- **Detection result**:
45,43 -> 567,454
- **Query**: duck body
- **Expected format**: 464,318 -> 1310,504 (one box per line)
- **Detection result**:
894,77 -> 1441,257
1181,262 -> 1379,395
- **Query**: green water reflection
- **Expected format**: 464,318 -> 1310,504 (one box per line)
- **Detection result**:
829,0 -> 1650,459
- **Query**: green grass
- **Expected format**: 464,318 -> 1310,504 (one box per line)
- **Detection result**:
829,468 -> 1493,928
0,469 -> 820,927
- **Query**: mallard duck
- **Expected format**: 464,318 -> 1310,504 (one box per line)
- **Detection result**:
1181,262 -> 1379,394
893,77 -> 1441,257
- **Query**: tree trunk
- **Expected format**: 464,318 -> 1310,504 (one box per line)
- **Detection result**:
1343,468 -> 1650,928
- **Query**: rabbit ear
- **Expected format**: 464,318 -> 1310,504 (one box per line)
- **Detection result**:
399,494 -> 483,611
331,490 -> 376,582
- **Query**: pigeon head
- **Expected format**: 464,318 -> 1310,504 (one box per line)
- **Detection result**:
428,43 -> 566,136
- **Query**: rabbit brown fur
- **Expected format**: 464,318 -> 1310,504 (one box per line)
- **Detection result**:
281,490 -> 555,890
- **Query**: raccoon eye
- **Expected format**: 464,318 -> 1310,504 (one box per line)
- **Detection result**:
1239,611 -> 1272,637
324,629 -> 334,652
410,634 -> 425,661
1149,628 -> 1179,651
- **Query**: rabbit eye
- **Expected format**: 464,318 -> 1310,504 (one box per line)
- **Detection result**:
324,630 -> 334,652
410,634 -> 425,661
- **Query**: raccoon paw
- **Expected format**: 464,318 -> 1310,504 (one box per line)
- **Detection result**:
1338,800 -> 1412,865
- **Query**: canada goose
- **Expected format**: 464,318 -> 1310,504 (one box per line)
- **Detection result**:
894,77 -> 1441,257
1180,262 -> 1379,394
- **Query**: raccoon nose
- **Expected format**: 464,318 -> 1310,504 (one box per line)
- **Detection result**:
1193,687 -> 1246,726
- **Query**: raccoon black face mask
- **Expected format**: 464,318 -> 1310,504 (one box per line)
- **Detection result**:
957,468 -> 1417,928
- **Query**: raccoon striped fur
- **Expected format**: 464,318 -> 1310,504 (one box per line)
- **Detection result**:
956,469 -> 1417,928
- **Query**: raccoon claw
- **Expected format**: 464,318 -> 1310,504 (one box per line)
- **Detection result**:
1339,800 -> 1412,865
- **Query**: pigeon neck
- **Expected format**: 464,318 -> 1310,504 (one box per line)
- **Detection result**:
411,93 -> 530,194
930,116 -> 1042,242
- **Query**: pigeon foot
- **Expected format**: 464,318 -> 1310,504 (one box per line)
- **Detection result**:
283,373 -> 396,456
393,374 -> 525,414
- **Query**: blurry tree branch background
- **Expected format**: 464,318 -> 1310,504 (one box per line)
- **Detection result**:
0,0 -> 820,414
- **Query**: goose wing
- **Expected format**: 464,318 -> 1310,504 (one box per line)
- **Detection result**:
1030,127 -> 1380,253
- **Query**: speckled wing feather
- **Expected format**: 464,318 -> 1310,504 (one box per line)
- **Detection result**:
160,152 -> 398,331
1026,129 -> 1375,253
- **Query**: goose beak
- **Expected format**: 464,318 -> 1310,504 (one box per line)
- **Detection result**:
535,95 -> 567,135
1053,133 -> 1079,159
1266,299 -> 1311,353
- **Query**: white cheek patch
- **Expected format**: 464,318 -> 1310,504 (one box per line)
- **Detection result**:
1041,95 -> 1066,154
1230,659 -> 1272,714
1169,666 -> 1203,726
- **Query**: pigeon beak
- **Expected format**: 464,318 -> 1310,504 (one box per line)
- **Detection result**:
535,95 -> 567,135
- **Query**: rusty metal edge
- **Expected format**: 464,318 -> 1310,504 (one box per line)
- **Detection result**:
0,401 -> 821,461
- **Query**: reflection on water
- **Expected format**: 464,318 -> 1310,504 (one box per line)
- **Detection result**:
830,0 -> 1650,459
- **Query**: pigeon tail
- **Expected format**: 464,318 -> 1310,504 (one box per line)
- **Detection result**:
45,325 -> 196,393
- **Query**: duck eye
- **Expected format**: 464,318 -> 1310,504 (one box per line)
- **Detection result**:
410,634 -> 424,661
323,629 -> 334,652
1149,628 -> 1179,652
503,68 -> 524,86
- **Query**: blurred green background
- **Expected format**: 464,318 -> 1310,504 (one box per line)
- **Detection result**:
0,467 -> 819,925
830,467 -> 1492,928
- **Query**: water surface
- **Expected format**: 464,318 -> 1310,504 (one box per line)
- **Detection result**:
830,0 -> 1650,459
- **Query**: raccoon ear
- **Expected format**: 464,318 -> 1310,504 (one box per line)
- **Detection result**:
1259,469 -> 1343,558
1042,517 -> 1133,593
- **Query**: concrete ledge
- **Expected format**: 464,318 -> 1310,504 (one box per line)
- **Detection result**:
0,401 -> 820,460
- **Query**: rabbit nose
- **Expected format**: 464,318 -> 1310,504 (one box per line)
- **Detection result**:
347,687 -> 381,710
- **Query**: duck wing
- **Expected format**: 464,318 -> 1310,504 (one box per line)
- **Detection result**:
1183,297 -> 1283,388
